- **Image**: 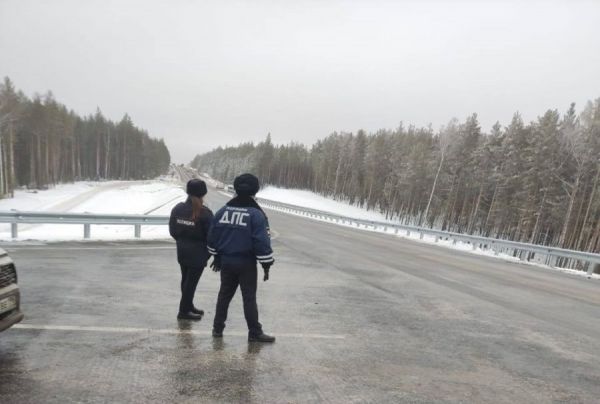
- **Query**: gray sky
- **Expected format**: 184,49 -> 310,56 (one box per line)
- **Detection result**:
1,0 -> 599,163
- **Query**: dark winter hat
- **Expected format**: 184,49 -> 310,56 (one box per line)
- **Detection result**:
234,173 -> 260,196
186,179 -> 207,197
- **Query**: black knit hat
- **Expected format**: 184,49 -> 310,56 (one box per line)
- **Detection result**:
234,173 -> 260,196
186,179 -> 207,197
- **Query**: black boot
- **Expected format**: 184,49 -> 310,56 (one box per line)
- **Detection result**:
248,333 -> 275,343
177,311 -> 203,320
212,328 -> 223,338
191,307 -> 204,316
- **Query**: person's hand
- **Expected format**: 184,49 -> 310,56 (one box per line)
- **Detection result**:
211,255 -> 221,272
261,261 -> 273,281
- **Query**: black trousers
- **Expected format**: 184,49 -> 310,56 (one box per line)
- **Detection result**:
213,263 -> 262,336
179,265 -> 204,313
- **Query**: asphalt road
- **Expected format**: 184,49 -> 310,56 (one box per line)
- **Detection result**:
1,185 -> 599,403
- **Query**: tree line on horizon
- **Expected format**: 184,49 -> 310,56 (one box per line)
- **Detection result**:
191,100 -> 600,254
0,77 -> 171,197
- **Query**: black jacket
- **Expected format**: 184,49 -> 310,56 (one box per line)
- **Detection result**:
169,198 -> 213,268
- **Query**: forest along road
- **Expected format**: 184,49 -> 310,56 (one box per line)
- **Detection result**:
1,184 -> 599,403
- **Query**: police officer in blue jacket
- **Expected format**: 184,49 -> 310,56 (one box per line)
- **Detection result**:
169,179 -> 213,320
208,173 -> 275,342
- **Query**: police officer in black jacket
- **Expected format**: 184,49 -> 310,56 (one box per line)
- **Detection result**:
169,179 -> 213,320
208,174 -> 276,342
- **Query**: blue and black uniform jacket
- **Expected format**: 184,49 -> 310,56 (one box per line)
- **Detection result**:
169,198 -> 213,268
207,202 -> 274,268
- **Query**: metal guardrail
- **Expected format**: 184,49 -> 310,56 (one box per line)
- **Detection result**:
2,192 -> 599,277
255,197 -> 600,277
0,211 -> 168,239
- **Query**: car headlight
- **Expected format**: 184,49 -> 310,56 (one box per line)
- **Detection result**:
0,263 -> 17,287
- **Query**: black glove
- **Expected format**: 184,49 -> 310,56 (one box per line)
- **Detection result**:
211,255 -> 221,272
261,261 -> 273,281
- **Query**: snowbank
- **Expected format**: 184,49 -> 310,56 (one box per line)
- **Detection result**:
257,186 -> 394,223
3,181 -> 598,280
257,186 -> 600,281
0,179 -> 186,241
0,182 -> 113,212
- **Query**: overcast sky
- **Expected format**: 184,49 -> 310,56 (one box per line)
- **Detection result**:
1,0 -> 599,163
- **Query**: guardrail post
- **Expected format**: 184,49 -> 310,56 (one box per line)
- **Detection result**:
84,224 -> 91,239
419,232 -> 424,240
588,263 -> 599,277
134,224 -> 141,238
11,223 -> 18,238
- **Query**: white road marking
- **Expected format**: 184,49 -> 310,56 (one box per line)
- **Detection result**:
12,324 -> 346,340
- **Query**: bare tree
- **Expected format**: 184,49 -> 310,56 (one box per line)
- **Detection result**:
421,118 -> 456,225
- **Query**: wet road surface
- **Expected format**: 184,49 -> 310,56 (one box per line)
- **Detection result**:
1,187 -> 599,403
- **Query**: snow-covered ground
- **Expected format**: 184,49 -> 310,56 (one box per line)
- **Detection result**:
0,179 -> 187,241
2,179 -> 598,280
257,186 -> 393,223
256,185 -> 600,280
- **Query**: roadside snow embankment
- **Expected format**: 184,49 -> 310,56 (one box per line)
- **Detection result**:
0,180 -> 186,241
257,186 -> 600,280
257,186 -> 393,223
